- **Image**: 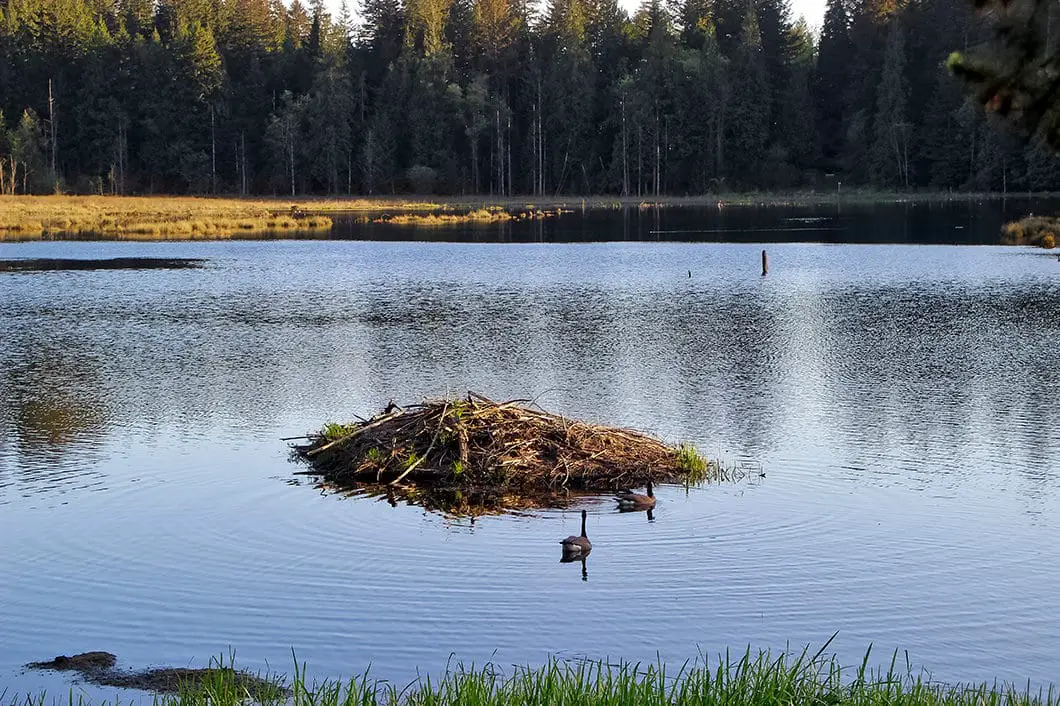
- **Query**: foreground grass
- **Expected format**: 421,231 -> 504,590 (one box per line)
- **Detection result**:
10,646 -> 1059,706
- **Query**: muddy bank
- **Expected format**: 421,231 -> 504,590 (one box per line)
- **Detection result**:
0,258 -> 205,272
28,652 -> 117,672
26,652 -> 285,696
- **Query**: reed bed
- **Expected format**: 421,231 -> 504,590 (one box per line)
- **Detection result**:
294,393 -> 717,515
373,208 -> 515,226
0,196 -> 333,240
1001,216 -> 1060,248
370,207 -> 573,226
10,648 -> 1058,706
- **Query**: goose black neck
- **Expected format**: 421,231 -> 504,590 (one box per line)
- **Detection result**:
580,510 -> 587,538
647,479 -> 654,497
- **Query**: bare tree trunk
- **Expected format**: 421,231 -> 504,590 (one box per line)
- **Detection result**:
364,130 -> 375,194
495,109 -> 502,196
663,120 -> 668,195
48,78 -> 58,189
329,129 -> 338,195
470,127 -> 479,193
716,109 -> 725,181
537,79 -> 543,196
621,90 -> 628,197
637,123 -> 642,197
115,119 -> 123,195
541,131 -> 545,196
211,105 -> 216,194
555,139 -> 570,197
531,102 -> 536,196
48,78 -> 58,190
288,114 -> 295,197
506,112 -> 511,198
648,110 -> 657,196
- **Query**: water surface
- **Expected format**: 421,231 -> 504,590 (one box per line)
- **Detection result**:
2,204 -> 1060,698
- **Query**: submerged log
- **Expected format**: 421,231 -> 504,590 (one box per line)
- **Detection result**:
293,392 -> 718,515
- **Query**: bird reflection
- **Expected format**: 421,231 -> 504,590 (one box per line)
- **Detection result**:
616,502 -> 655,522
560,553 -> 589,581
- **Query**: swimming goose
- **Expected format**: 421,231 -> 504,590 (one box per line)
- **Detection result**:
616,479 -> 655,510
559,510 -> 592,554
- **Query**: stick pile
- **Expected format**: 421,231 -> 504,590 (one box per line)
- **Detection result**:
294,392 -> 713,515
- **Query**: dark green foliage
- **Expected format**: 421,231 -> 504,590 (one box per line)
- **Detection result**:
949,0 -> 1060,150
814,0 -> 852,165
725,5 -> 769,187
0,0 -> 1045,194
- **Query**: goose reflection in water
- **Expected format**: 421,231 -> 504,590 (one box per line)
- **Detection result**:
560,553 -> 589,581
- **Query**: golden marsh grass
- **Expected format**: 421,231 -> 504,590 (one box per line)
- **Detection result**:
0,196 -> 335,240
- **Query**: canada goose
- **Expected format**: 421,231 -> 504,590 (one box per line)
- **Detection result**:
559,510 -> 591,555
616,479 -> 655,511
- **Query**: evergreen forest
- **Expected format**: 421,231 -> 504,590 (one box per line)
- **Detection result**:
2,0 -> 1059,195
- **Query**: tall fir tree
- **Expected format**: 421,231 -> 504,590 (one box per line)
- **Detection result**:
814,0 -> 851,165
725,3 -> 768,186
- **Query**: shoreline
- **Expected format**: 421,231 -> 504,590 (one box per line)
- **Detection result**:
2,192 -> 1057,242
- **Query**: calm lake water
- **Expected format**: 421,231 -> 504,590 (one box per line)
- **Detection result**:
2,201 -> 1060,698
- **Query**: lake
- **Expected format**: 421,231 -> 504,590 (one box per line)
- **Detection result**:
2,201 -> 1060,699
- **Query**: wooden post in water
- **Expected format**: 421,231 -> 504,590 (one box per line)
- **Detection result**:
761,250 -> 769,276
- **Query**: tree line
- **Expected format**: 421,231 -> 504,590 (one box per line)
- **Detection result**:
1,0 -> 1059,195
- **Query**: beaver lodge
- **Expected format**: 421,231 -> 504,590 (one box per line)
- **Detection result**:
293,392 -> 719,516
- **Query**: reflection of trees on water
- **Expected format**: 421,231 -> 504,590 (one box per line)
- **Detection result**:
329,199 -> 1060,245
0,344 -> 110,492
336,271 -> 1060,507
813,283 -> 1060,502
5,246 -> 1060,508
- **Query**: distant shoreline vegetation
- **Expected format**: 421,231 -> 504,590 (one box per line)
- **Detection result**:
1002,215 -> 1060,249
2,192 -> 1059,241
11,647 -> 1060,706
0,196 -> 333,240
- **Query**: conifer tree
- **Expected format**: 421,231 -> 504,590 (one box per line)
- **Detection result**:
814,0 -> 851,164
11,108 -> 47,192
725,3 -> 768,186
